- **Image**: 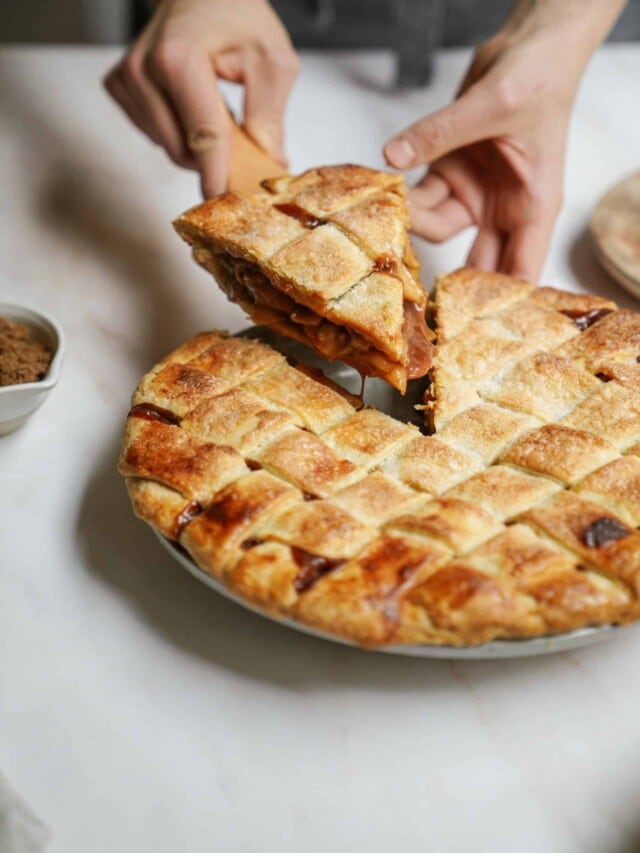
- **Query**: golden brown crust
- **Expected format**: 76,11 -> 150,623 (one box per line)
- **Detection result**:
482,352 -> 602,421
260,164 -> 404,215
381,435 -> 483,495
126,478 -> 195,541
118,418 -> 248,503
501,423 -> 619,485
387,497 -> 503,554
174,193 -> 307,261
527,286 -> 616,314
557,310 -> 640,371
120,270 -> 640,648
520,492 -> 640,595
295,533 -> 449,646
560,381 -> 640,449
252,428 -> 363,498
436,403 -> 541,465
173,164 -> 432,393
322,408 -> 417,466
434,268 -> 535,344
574,456 -> 640,527
181,471 -> 302,578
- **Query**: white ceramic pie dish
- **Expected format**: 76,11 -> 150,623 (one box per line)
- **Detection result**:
0,302 -> 64,435
150,327 -> 624,659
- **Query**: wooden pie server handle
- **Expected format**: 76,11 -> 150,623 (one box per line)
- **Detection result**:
228,116 -> 288,195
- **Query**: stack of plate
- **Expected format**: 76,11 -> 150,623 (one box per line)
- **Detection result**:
591,170 -> 640,300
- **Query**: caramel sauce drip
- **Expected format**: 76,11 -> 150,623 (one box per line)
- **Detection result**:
129,402 -> 181,426
582,517 -> 631,548
419,372 -> 437,434
403,302 -> 433,379
372,254 -> 399,275
274,203 -> 326,229
174,500 -> 203,536
422,382 -> 436,403
292,547 -> 345,592
560,307 -> 613,331
357,373 -> 367,402
358,373 -> 367,404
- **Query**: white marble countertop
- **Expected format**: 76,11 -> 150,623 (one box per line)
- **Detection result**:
1,44 -> 640,853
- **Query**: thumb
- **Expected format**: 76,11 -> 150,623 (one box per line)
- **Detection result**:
384,82 -> 499,168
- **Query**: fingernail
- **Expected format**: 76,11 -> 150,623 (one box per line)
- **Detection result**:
385,137 -> 416,169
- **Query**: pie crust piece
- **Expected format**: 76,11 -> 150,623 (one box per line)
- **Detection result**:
173,165 -> 433,393
119,271 -> 640,647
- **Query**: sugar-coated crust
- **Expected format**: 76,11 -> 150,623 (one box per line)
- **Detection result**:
501,423 -> 619,485
173,164 -> 432,393
120,269 -> 640,647
326,272 -> 406,361
260,164 -> 404,216
434,269 -> 534,344
575,456 -> 640,527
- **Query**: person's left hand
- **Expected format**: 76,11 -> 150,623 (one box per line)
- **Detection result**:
103,0 -> 298,198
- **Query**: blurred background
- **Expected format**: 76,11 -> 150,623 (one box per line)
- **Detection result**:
5,0 -> 640,45
4,0 -> 640,86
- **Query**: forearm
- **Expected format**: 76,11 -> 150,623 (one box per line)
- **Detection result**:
501,0 -> 628,64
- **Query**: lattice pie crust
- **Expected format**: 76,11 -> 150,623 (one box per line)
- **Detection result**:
119,263 -> 640,647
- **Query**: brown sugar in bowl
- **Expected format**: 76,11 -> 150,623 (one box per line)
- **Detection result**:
0,316 -> 52,386
0,303 -> 64,435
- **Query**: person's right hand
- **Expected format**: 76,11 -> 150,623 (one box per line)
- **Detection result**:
104,0 -> 299,198
383,0 -> 627,282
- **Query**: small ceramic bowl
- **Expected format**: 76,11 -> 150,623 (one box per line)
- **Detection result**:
0,303 -> 64,435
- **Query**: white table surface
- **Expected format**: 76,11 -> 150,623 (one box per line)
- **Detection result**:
1,44 -> 640,853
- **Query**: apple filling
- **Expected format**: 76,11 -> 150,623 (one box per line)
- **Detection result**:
193,248 -> 432,389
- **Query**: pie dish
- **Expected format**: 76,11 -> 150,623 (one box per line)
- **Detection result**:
173,164 -> 434,393
119,268 -> 640,648
591,170 -> 640,300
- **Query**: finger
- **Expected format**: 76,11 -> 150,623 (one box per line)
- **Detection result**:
120,53 -> 194,168
148,45 -> 231,197
466,227 -> 504,271
500,221 -> 554,282
242,48 -> 298,165
384,83 -> 499,169
410,196 -> 474,243
104,69 -> 154,139
410,172 -> 450,210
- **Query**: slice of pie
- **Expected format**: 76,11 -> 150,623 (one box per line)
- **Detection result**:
119,270 -> 640,648
173,164 -> 433,394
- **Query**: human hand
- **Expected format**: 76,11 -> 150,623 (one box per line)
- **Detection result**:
104,0 -> 299,198
384,0 -> 626,281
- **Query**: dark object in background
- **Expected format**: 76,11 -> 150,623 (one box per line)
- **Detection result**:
272,0 -> 640,86
129,0 -> 640,88
393,0 -> 444,86
4,1 -> 640,57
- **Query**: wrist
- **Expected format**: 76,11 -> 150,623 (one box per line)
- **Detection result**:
479,0 -> 627,105
502,0 -> 627,60
504,0 -> 627,33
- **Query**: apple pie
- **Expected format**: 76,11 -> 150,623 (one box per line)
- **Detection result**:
173,164 -> 433,393
119,269 -> 640,647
